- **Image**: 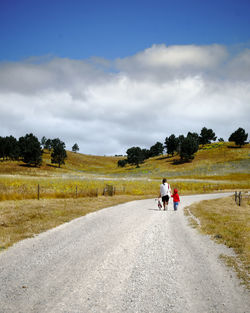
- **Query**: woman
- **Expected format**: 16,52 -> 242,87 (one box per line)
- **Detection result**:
159,178 -> 171,210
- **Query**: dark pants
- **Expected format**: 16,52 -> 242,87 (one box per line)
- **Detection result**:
162,195 -> 169,203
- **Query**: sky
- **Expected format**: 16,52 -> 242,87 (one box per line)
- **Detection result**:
0,0 -> 250,155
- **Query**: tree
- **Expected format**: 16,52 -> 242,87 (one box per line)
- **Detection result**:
187,132 -> 199,143
149,142 -> 164,157
0,136 -> 20,161
44,138 -> 52,151
176,135 -> 185,155
0,137 -> 7,160
0,136 -> 5,160
126,147 -> 145,168
179,135 -> 199,161
72,143 -> 79,153
117,159 -> 127,167
228,128 -> 248,147
199,127 -> 217,145
141,148 -> 151,160
41,136 -> 47,149
165,134 -> 179,156
19,133 -> 42,166
218,138 -> 224,142
51,138 -> 67,167
5,136 -> 20,160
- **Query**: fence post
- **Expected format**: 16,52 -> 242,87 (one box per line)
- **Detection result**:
103,184 -> 114,196
38,184 -> 40,200
234,191 -> 242,206
76,186 -> 78,198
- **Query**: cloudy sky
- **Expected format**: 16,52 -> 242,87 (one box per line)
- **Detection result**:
0,0 -> 250,155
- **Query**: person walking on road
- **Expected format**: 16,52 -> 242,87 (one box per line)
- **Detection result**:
159,178 -> 171,210
171,188 -> 180,211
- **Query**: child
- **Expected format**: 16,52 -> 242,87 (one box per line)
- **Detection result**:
171,188 -> 180,211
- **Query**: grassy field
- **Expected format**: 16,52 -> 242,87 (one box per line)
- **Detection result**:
0,174 -> 248,202
185,194 -> 250,289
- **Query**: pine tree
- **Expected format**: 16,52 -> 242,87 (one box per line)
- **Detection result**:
229,128 -> 248,147
51,138 -> 67,168
19,133 -> 42,166
179,135 -> 199,161
126,147 -> 145,168
199,127 -> 217,145
149,142 -> 164,157
72,143 -> 79,153
165,134 -> 179,156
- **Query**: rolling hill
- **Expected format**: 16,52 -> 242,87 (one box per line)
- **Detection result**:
0,142 -> 249,201
0,142 -> 249,179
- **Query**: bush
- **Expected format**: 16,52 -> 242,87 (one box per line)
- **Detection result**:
117,159 -> 127,167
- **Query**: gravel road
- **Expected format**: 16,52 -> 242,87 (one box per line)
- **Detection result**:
0,193 -> 249,313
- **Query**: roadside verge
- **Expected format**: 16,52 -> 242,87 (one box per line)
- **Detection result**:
184,194 -> 250,289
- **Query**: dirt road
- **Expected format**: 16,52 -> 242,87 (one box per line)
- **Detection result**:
0,193 -> 249,313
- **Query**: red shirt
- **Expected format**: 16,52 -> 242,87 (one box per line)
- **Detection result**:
171,192 -> 180,202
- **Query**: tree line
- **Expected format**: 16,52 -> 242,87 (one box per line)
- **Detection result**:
118,127 -> 248,168
0,134 -> 67,167
0,127 -> 247,169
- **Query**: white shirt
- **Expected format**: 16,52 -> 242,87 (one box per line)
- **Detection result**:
160,183 -> 171,197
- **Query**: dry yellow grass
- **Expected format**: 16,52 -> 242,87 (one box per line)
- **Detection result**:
0,176 -> 160,201
143,142 -> 250,172
0,195 -> 145,251
1,174 -> 247,202
185,194 -> 250,288
188,173 -> 250,181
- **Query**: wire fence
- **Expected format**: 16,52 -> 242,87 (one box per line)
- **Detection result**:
0,183 -> 120,201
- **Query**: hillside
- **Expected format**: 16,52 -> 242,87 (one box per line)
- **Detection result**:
0,142 -> 249,180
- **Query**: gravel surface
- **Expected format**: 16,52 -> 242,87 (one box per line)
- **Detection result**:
0,193 -> 249,313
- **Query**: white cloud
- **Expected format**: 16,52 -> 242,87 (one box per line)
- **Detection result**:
226,48 -> 250,80
115,44 -> 228,82
117,44 -> 227,69
0,44 -> 249,155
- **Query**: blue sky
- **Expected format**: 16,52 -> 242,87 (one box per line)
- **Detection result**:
1,0 -> 250,61
0,0 -> 249,155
